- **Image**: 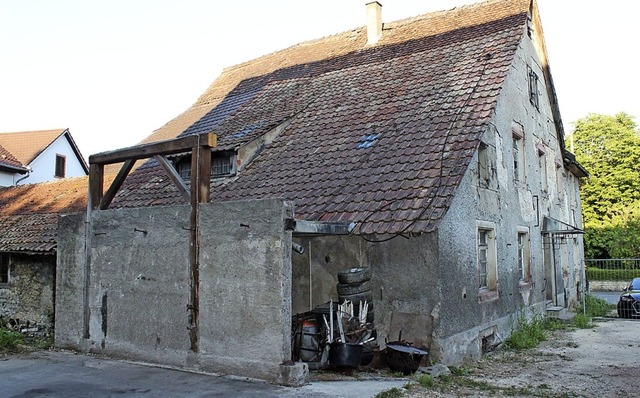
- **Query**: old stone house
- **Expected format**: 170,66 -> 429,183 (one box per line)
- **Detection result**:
56,0 -> 587,382
0,128 -> 89,187
0,177 -> 96,332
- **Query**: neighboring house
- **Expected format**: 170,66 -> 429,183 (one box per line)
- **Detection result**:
0,144 -> 29,187
0,128 -> 89,186
0,177 -> 95,333
55,0 -> 588,380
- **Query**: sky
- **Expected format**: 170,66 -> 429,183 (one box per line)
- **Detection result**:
0,0 -> 638,159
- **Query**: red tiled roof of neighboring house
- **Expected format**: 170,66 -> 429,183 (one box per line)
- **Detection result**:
0,176 -> 112,253
110,0 -> 532,235
0,144 -> 28,172
0,129 -> 68,166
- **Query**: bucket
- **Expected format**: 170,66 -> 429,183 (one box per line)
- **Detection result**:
329,342 -> 363,369
299,320 -> 321,362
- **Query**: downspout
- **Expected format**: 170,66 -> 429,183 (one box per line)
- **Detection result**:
15,166 -> 32,185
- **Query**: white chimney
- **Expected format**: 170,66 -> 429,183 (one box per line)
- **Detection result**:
366,2 -> 382,45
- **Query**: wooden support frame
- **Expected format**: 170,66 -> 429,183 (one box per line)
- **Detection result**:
86,132 -> 217,352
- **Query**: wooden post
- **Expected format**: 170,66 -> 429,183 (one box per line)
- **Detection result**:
187,137 -> 213,352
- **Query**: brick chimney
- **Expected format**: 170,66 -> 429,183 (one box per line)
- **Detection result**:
366,2 -> 382,45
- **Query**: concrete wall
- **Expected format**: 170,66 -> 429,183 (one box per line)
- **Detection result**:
0,253 -> 55,332
55,212 -> 87,348
55,199 -> 292,382
198,199 -> 293,380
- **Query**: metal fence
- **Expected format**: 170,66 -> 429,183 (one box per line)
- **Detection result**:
586,258 -> 640,292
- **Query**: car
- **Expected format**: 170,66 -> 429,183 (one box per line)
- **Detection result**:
617,277 -> 640,318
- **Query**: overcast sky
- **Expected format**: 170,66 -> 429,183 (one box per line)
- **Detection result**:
0,0 -> 637,159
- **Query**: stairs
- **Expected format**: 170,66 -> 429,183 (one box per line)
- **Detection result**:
546,303 -> 576,322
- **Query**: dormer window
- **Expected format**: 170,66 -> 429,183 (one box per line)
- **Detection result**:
173,151 -> 236,181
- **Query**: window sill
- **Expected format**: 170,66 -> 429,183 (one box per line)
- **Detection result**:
0,283 -> 10,289
478,289 -> 499,303
519,281 -> 533,292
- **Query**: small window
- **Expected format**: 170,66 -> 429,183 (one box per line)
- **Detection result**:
173,152 -> 235,181
176,161 -> 191,180
512,136 -> 524,181
477,222 -> 498,299
0,255 -> 9,285
528,66 -> 540,110
478,143 -> 490,185
211,153 -> 233,177
517,231 -> 531,283
539,152 -> 548,192
55,154 -> 66,178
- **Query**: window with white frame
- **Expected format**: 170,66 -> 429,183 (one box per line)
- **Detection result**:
477,222 -> 498,296
0,254 -> 9,285
517,229 -> 531,283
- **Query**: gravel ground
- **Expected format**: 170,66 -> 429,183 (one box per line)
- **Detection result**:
401,317 -> 639,398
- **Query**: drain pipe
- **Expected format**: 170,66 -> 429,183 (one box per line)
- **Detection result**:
15,166 -> 32,185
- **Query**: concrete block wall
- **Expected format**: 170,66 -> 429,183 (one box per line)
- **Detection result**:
55,199 -> 293,382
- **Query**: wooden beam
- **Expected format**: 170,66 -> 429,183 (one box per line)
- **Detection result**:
89,132 -> 217,165
154,155 -> 190,202
99,159 -> 135,210
88,163 -> 104,211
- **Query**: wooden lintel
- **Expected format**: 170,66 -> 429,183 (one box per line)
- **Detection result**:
154,155 -> 190,202
89,132 -> 217,165
99,159 -> 136,210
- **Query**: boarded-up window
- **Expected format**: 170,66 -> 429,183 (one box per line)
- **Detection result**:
0,255 -> 9,285
55,154 -> 66,178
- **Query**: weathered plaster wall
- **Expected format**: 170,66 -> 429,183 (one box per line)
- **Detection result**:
55,212 -> 86,347
197,199 -> 293,380
432,27 -> 585,365
0,254 -> 55,331
55,199 -> 292,382
367,234 -> 439,349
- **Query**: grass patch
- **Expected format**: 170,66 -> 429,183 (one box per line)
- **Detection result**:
578,294 -> 615,317
505,314 -> 548,350
0,327 -> 23,351
415,374 -> 435,388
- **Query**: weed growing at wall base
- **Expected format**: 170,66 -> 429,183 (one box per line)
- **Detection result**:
505,313 -> 548,350
0,326 -> 23,352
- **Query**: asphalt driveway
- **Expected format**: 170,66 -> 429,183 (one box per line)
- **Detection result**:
0,350 -> 406,398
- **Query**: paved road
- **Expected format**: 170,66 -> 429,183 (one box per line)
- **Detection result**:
590,290 -> 621,305
0,350 -> 406,398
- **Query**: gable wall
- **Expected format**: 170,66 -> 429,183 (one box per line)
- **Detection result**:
19,134 -> 87,185
434,27 -> 584,364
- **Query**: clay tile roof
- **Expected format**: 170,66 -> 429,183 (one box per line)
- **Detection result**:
112,0 -> 532,236
0,128 -> 67,166
0,144 -> 27,172
0,176 -> 112,253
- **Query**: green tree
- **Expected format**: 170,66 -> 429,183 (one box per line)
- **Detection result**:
569,112 -> 640,258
